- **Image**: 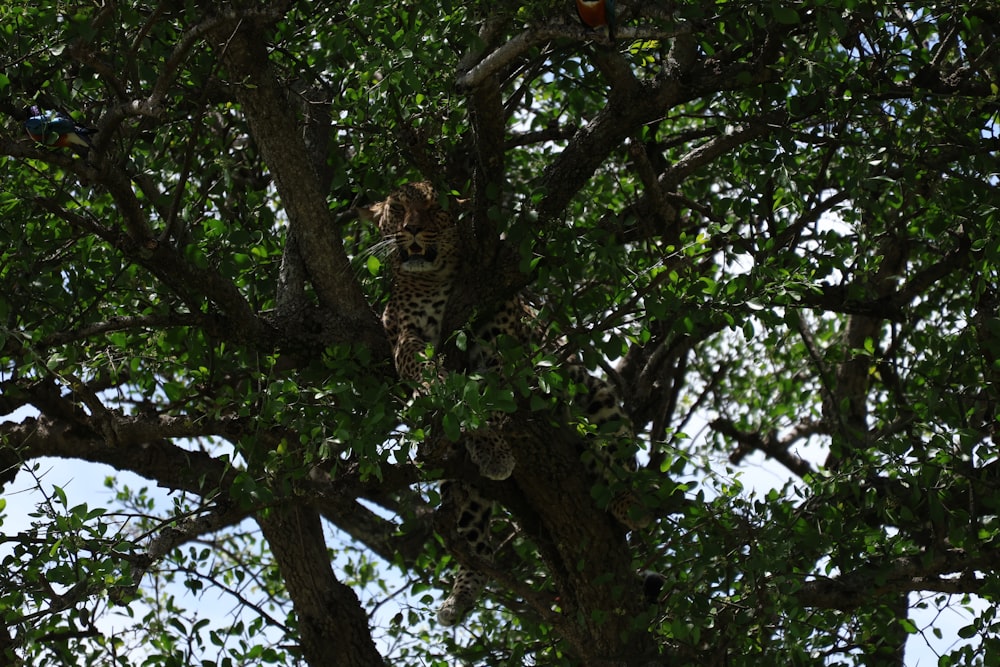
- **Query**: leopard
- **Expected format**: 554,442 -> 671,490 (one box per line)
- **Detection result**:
359,181 -> 518,481
359,181 -> 648,626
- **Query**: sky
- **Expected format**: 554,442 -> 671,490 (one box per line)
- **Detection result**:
0,401 -> 985,665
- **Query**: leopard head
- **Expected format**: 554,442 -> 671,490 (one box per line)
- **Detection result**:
361,181 -> 460,278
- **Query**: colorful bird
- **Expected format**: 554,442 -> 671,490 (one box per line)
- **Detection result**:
24,106 -> 95,153
576,0 -> 616,40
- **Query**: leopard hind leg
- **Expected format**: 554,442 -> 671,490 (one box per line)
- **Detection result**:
570,367 -> 652,531
437,480 -> 494,625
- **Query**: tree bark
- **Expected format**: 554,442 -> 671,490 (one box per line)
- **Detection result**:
506,421 -> 660,666
258,503 -> 386,667
219,20 -> 383,348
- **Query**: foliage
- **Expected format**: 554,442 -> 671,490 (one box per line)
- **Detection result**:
1,1 -> 999,665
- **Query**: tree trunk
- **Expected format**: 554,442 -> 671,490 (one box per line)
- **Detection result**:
509,422 -> 660,666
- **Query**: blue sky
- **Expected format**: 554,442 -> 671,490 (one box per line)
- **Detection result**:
0,402 -> 985,665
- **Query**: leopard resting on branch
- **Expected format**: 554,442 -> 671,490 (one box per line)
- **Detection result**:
359,181 -> 649,625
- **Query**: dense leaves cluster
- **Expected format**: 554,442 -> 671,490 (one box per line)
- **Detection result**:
1,1 -> 999,665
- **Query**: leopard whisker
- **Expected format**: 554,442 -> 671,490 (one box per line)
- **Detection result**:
352,237 -> 397,279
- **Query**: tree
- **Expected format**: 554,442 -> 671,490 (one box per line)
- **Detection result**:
1,1 -> 999,665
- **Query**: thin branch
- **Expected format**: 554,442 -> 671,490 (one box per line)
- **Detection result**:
39,313 -> 210,348
118,501 -> 253,600
662,111 -> 787,187
714,417 -> 817,479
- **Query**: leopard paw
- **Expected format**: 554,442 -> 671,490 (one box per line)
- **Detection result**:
436,599 -> 464,626
466,429 -> 515,480
609,490 -> 652,531
437,570 -> 487,626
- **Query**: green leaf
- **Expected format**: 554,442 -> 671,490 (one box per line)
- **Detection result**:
956,624 -> 978,639
442,412 -> 461,441
773,6 -> 799,24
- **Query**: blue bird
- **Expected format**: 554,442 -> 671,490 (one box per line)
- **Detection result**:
24,106 -> 95,153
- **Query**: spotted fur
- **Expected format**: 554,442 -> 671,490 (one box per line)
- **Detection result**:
360,181 -> 517,481
360,181 -> 647,626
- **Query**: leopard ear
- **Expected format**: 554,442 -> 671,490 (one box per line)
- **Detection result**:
355,201 -> 383,223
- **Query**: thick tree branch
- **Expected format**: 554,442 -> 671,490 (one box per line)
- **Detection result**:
0,414 -> 236,493
456,19 -> 692,90
219,23 -> 383,345
258,503 -> 386,666
503,420 -> 661,663
303,465 -> 431,567
796,548 -> 996,610
534,18 -> 794,223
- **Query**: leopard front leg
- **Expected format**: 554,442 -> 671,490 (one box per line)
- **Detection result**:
392,324 -> 443,390
437,480 -> 494,625
395,327 -> 515,481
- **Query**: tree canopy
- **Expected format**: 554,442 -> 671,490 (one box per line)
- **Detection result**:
2,1 -> 999,665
